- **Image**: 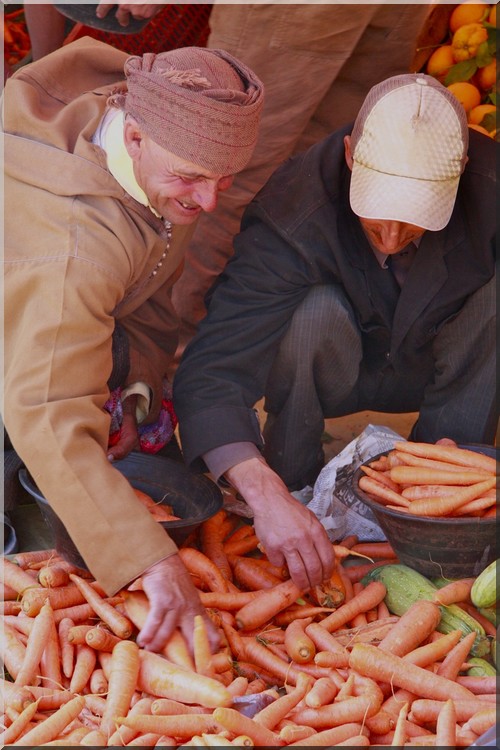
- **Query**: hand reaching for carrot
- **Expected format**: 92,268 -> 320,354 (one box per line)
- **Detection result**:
225,457 -> 336,591
136,554 -> 220,655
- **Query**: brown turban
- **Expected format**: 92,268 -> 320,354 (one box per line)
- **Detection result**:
109,47 -> 264,175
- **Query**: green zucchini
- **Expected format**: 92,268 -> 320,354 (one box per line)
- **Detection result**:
470,559 -> 498,609
478,605 -> 497,627
362,564 -> 490,657
466,656 -> 497,677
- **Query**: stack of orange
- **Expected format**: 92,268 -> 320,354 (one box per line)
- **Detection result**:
426,2 -> 497,138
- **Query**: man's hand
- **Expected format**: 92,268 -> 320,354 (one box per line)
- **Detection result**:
225,457 -> 336,591
96,3 -> 167,27
137,554 -> 220,654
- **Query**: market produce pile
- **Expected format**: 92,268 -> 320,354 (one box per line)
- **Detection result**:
1,519 -> 497,747
425,2 -> 497,137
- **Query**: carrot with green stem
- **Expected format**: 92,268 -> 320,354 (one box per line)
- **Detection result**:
68,574 -> 133,638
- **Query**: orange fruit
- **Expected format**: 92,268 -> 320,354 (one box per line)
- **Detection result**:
447,81 -> 482,111
468,103 -> 497,125
449,2 -> 489,32
476,59 -> 497,91
426,45 -> 455,82
452,22 -> 489,61
488,4 -> 496,24
468,123 -> 493,136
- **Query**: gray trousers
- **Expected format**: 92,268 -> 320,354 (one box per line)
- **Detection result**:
262,278 -> 497,489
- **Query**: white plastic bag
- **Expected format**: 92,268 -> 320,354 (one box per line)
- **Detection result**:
307,424 -> 406,541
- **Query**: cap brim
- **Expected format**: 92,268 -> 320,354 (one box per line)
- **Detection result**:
349,161 -> 459,231
54,4 -> 150,34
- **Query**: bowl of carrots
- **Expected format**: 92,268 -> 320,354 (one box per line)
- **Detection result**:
352,441 -> 497,579
18,452 -> 223,569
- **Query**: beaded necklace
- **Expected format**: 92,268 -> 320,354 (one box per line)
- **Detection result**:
149,220 -> 172,278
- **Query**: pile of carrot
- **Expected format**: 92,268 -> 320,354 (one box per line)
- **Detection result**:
3,10 -> 31,67
358,441 -> 498,518
1,511 -> 497,747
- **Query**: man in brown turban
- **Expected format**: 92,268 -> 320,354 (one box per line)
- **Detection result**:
2,37 -> 264,653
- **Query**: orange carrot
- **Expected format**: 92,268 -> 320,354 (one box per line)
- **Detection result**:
115,712 -> 224,739
193,613 -> 216,678
253,673 -> 312,730
402,629 -> 463,667
85,627 -> 123,652
223,534 -> 260,556
40,607 -> 62,689
138,649 -> 233,708
89,667 -> 108,695
240,636 -> 304,685
350,542 -> 397,560
394,450 -> 490,475
37,565 -> 70,588
13,549 -> 59,568
456,675 -> 497,694
235,578 -> 304,631
359,464 -> 402,492
15,598 -> 55,687
229,555 -> 283,590
0,601 -> 22,616
178,547 -> 230,593
284,617 -> 315,664
305,676 -> 339,708
21,583 -> 86,617
393,440 -> 497,473
291,691 -> 383,729
390,465 -> 493,486
1,558 -> 39,594
436,630 -> 477,681
357,475 -> 410,507
454,494 -> 497,515
409,697 -> 492,724
52,597 -> 123,625
106,696 -> 154,747
213,706 -> 282,746
10,694 -> 85,746
349,582 -> 369,627
198,590 -> 260,610
200,509 -> 232,582
69,643 -> 97,693
463,706 -> 497,736
273,605 -> 337,626
67,624 -> 95,644
349,643 -> 475,702
151,698 -> 211,715
432,577 -> 475,605
0,696 -> 40,746
434,698 -> 457,747
0,678 -> 34,713
100,639 -> 140,737
341,560 -> 397,583
305,622 -> 350,668
457,601 -> 497,636
377,599 -> 441,656
405,477 -> 496,516
312,565 -> 346,607
69,574 -> 133,638
319,580 -> 387,633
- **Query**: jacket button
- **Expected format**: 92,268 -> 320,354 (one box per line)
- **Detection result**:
385,352 -> 391,360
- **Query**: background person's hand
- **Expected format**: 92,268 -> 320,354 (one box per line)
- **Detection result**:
96,3 -> 167,27
107,397 -> 140,462
225,458 -> 336,591
137,554 -> 220,654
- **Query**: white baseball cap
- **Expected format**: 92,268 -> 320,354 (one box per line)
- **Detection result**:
349,74 -> 469,231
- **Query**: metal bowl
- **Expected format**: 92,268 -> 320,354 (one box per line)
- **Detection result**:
351,444 -> 497,579
19,452 -> 223,569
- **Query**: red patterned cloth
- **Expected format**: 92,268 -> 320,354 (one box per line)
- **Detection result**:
105,378 -> 177,454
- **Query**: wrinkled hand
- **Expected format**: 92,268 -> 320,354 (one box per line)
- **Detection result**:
436,437 -> 458,446
137,554 -> 220,654
96,2 -> 167,27
225,458 -> 336,591
107,411 -> 139,462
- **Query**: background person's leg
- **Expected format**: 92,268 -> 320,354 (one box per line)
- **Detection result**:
262,285 -> 363,489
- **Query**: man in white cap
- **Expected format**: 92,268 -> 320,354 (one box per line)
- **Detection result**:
3,37 -> 264,653
174,74 -> 496,582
